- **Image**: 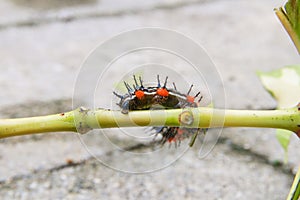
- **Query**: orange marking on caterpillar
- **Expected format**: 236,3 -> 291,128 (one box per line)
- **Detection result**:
156,88 -> 169,97
135,90 -> 145,99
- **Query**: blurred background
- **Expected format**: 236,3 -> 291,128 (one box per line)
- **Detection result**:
0,0 -> 299,199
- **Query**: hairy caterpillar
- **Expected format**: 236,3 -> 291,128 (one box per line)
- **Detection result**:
113,75 -> 205,146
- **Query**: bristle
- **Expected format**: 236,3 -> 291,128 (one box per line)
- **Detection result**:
157,75 -> 161,87
173,82 -> 177,91
133,75 -> 138,87
139,76 -> 144,88
198,95 -> 203,103
194,91 -> 201,98
113,91 -> 123,99
124,81 -> 133,93
187,84 -> 193,95
163,76 -> 168,88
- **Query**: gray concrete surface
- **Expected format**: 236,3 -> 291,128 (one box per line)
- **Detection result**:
0,0 -> 299,199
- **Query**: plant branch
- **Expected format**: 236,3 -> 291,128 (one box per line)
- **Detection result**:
286,166 -> 300,200
0,106 -> 299,139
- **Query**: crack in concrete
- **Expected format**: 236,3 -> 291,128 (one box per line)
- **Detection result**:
225,139 -> 294,175
0,137 -> 293,187
0,0 -> 213,30
0,143 -> 148,185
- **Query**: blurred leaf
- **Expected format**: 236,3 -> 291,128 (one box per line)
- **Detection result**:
275,0 -> 300,53
258,65 -> 300,163
257,65 -> 300,108
276,129 -> 292,163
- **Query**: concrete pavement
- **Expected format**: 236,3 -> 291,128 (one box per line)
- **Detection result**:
0,0 -> 299,199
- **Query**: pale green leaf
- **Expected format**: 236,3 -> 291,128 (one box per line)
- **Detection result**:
276,129 -> 292,164
257,65 -> 300,108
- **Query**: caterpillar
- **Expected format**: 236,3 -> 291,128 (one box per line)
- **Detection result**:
113,75 -> 205,147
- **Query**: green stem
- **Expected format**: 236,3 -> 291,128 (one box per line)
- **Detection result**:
0,106 -> 299,139
286,166 -> 300,200
0,112 -> 76,138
